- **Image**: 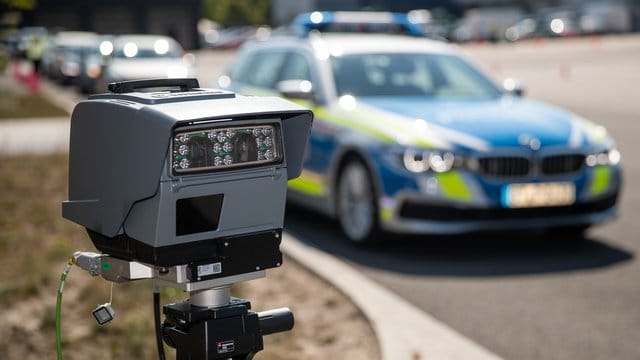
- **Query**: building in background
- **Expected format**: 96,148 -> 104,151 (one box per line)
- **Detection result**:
10,0 -> 201,49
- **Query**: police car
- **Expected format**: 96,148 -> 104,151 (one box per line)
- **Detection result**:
217,25 -> 622,244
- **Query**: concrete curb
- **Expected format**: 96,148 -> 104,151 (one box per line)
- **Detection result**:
282,233 -> 502,360
0,118 -> 69,155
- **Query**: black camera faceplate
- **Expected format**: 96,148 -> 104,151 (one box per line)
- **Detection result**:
87,228 -> 282,270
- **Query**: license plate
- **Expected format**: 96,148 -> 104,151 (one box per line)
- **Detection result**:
502,182 -> 575,208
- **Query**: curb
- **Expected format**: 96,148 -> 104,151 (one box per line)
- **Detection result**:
282,233 -> 502,360
0,118 -> 69,155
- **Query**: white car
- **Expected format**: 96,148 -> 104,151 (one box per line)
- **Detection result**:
100,34 -> 195,88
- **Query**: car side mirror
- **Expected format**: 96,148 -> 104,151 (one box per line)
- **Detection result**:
276,79 -> 315,101
503,78 -> 525,96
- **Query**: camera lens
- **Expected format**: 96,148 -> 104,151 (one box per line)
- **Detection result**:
233,133 -> 258,163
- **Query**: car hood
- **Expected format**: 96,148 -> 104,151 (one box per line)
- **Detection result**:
108,58 -> 193,80
353,96 -> 609,152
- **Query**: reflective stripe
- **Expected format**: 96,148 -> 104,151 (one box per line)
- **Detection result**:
313,106 -> 396,143
590,165 -> 611,196
288,174 -> 326,197
435,171 -> 473,201
378,197 -> 395,222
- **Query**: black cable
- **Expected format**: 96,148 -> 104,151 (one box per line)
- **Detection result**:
154,288 -> 166,360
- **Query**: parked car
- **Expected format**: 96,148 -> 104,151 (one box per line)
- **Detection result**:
218,32 -> 622,244
75,35 -> 113,93
42,31 -> 99,84
98,34 -> 195,88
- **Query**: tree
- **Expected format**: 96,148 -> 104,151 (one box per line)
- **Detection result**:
202,0 -> 271,26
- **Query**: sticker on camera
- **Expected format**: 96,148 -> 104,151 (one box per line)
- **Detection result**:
217,340 -> 235,354
197,262 -> 222,277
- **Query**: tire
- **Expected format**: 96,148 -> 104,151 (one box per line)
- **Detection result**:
336,158 -> 381,245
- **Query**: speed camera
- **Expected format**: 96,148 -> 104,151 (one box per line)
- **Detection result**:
62,78 -> 313,279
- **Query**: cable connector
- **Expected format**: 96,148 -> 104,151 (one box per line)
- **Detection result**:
73,251 -> 104,277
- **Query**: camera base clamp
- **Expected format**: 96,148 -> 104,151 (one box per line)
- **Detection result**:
162,287 -> 294,360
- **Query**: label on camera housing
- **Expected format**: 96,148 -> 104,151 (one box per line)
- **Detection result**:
197,262 -> 222,277
217,340 -> 235,354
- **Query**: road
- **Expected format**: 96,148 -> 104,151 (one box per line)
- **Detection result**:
33,36 -> 639,359
280,35 -> 640,360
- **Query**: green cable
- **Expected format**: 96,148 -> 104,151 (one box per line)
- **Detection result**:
56,259 -> 74,360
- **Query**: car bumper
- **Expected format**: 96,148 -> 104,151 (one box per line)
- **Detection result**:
381,191 -> 618,234
377,164 -> 622,235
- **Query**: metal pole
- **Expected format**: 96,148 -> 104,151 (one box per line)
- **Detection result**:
190,286 -> 231,307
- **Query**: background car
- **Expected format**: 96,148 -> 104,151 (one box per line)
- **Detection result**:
97,34 -> 195,89
218,30 -> 622,244
41,31 -> 99,84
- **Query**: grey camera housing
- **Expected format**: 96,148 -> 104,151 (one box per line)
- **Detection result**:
63,85 -> 312,272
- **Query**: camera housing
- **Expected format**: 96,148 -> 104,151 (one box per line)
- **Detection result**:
63,79 -> 313,281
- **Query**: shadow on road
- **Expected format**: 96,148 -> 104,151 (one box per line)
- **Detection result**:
284,204 -> 634,277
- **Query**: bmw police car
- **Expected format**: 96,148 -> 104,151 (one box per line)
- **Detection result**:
217,22 -> 622,244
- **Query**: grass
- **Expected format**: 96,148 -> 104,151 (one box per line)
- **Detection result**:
0,154 -> 172,359
0,89 -> 68,119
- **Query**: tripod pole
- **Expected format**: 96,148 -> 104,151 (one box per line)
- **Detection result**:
191,286 -> 231,308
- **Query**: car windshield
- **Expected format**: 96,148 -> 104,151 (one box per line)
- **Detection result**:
331,53 -> 502,98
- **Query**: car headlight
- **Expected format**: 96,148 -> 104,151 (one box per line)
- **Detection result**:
172,124 -> 282,174
585,148 -> 621,167
402,149 -> 458,173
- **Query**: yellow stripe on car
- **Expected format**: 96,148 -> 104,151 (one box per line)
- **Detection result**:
287,169 -> 327,197
590,165 -> 611,196
435,171 -> 473,201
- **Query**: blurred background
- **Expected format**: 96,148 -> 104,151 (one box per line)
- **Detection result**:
1,0 -> 639,360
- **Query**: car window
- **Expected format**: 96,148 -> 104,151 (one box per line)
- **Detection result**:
280,52 -> 311,81
331,53 -> 501,98
242,50 -> 288,88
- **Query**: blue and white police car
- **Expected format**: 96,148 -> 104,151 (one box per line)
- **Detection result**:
217,28 -> 622,244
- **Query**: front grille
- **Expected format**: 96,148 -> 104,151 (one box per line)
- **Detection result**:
542,154 -> 585,175
478,157 -> 530,177
477,154 -> 586,178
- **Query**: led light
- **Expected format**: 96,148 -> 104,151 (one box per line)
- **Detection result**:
172,124 -> 282,173
154,39 -> 169,55
123,42 -> 138,58
177,134 -> 189,143
597,152 -> 609,165
608,149 -> 621,165
429,152 -> 455,173
402,149 -> 457,173
99,41 -> 113,56
585,149 -> 621,167
403,149 -> 429,173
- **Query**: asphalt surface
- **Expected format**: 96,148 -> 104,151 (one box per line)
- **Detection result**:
281,35 -> 640,360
